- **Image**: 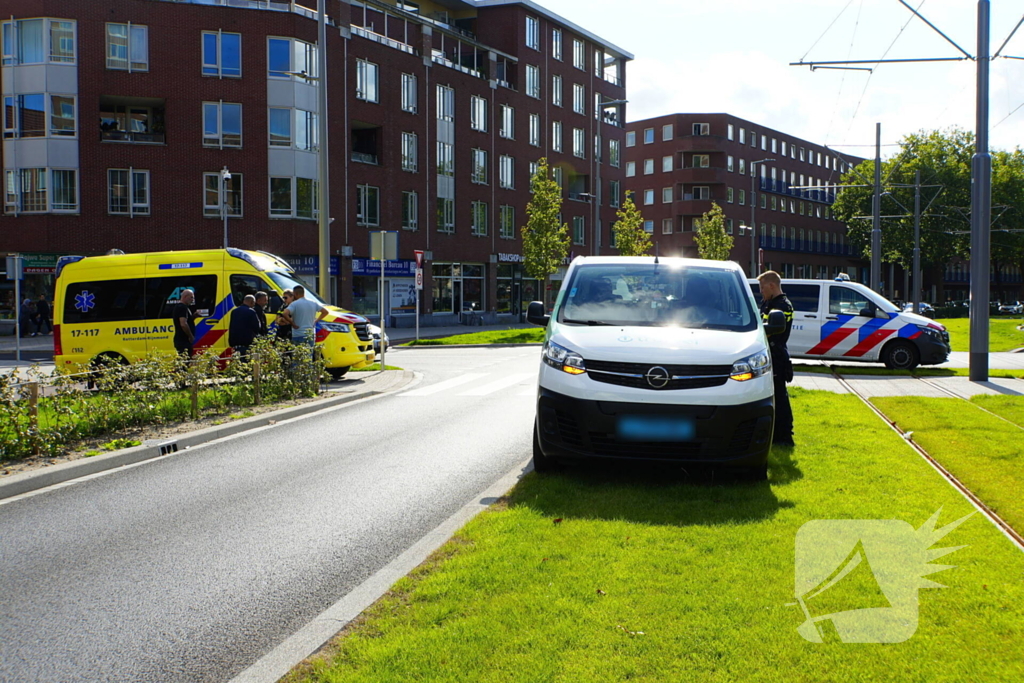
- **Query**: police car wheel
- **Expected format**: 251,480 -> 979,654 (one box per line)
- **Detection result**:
883,340 -> 919,370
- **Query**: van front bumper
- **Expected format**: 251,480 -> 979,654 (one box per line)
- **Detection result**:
914,335 -> 950,366
536,388 -> 774,467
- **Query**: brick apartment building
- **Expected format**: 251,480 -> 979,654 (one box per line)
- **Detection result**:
1,0 -> 631,325
625,113 -> 868,283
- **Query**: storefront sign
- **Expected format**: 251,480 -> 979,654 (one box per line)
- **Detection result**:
497,253 -> 526,264
390,280 -> 418,314
284,255 -> 340,276
351,259 -> 415,277
20,253 -> 60,275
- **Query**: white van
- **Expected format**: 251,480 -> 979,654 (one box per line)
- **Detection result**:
528,256 -> 779,480
747,278 -> 950,370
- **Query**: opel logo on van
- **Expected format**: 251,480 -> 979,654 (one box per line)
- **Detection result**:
646,366 -> 671,389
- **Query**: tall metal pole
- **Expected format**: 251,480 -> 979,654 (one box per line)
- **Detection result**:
913,169 -> 922,315
749,166 -> 756,276
871,122 -> 882,292
317,0 -> 332,303
969,0 -> 992,382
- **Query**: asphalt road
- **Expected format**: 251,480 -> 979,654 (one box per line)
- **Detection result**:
0,345 -> 540,683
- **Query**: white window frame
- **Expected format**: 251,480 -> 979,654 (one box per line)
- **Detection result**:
401,73 -> 418,113
643,128 -> 654,144
727,124 -> 734,141
625,131 -> 636,147
662,156 -> 673,173
526,15 -> 540,49
609,139 -> 621,168
662,124 -> 673,141
643,189 -> 654,205
692,122 -> 709,136
552,75 -> 562,107
402,191 -> 418,230
471,200 -> 489,236
529,113 -> 541,147
662,187 -> 673,204
470,95 -> 487,132
662,218 -> 674,235
471,148 -> 488,184
203,172 -> 243,218
551,121 -> 562,152
525,64 -> 540,99
573,215 -> 586,245
625,161 -> 635,178
203,101 -> 242,148
356,59 -> 380,103
572,128 -> 585,158
572,38 -> 585,70
202,30 -> 241,78
499,155 -> 515,189
572,83 -> 585,115
356,183 -> 380,226
692,186 -> 710,201
500,105 -> 515,139
108,168 -> 150,216
551,29 -> 562,61
500,205 -> 515,239
692,154 -> 709,168
402,131 -> 418,172
643,159 -> 654,175
4,168 -> 79,214
106,22 -> 148,72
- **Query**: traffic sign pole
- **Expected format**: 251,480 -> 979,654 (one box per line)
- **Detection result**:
7,256 -> 23,362
414,250 -> 424,343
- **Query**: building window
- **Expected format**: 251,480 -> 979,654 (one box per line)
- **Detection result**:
552,167 -> 564,189
662,187 -> 673,204
4,168 -> 78,214
437,84 -> 455,121
470,96 -> 487,132
472,200 -> 489,236
692,154 -> 709,168
572,215 -> 586,245
552,75 -> 562,107
726,219 -> 733,235
268,177 -> 318,219
572,128 -> 585,158
202,31 -> 241,77
108,169 -> 150,215
727,187 -> 734,204
739,128 -> 746,145
573,39 -> 585,70
499,155 -> 515,189
662,218 -> 673,235
293,109 -> 318,151
4,19 -> 76,65
268,107 -> 291,146
771,138 -> 777,154
525,15 -> 540,50
572,83 -> 586,115
727,124 -> 734,141
692,122 -> 709,136
402,191 -> 418,230
609,139 -> 621,168
691,186 -> 710,200
625,162 -> 635,178
437,197 -> 455,233
750,131 -> 757,147
626,131 -> 636,147
203,172 -> 243,217
643,220 -> 654,233
781,141 -> 788,156
662,124 -> 673,141
643,189 -> 654,205
269,177 -> 291,216
268,37 -> 316,79
738,158 -> 746,175
525,64 -> 540,98
402,132 -> 418,172
437,141 -> 454,177
400,73 -> 418,113
356,184 -> 380,226
106,23 -> 148,71
761,134 -> 767,150
500,105 -> 514,139
471,148 -> 487,184
356,59 -> 379,102
529,113 -> 541,147
609,180 -> 620,208
727,156 -> 735,172
500,205 -> 515,239
643,159 -> 654,175
663,156 -> 673,172
4,94 -> 75,139
799,147 -> 806,161
552,121 -> 562,152
202,102 -> 242,148
643,128 -> 654,144
552,29 -> 562,60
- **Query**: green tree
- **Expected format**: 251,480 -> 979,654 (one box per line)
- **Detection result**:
611,191 -> 652,256
522,158 -> 570,307
694,202 -> 734,261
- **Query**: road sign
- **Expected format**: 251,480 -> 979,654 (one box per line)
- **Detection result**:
6,255 -> 23,281
370,231 -> 399,261
415,268 -> 423,290
414,250 -> 425,269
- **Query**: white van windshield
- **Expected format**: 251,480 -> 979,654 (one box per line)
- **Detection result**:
559,264 -> 758,331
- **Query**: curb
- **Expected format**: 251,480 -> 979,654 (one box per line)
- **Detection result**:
394,343 -> 543,349
0,370 -> 417,502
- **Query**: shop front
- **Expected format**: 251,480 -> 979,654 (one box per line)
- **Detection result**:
283,255 -> 340,303
495,253 -> 547,319
1,253 -> 61,320
351,258 -> 416,324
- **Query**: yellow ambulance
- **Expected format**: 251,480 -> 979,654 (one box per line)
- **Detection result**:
53,248 -> 375,378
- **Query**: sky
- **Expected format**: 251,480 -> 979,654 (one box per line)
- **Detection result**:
540,0 -> 1024,157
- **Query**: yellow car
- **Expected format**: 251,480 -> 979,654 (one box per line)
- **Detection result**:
54,248 -> 375,378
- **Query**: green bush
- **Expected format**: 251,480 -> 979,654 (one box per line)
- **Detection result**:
0,336 -> 326,463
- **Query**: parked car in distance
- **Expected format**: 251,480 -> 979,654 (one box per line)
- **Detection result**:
902,302 -> 935,318
998,301 -> 1023,314
367,323 -> 389,354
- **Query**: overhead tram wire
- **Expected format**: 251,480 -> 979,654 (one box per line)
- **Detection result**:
822,0 -> 864,145
800,0 -> 857,64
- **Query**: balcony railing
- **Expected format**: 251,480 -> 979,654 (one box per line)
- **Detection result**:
150,0 -> 322,21
351,151 -> 378,164
431,51 -> 485,79
101,130 -> 165,144
351,25 -> 416,55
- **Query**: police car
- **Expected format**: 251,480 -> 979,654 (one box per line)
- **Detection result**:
748,277 -> 950,370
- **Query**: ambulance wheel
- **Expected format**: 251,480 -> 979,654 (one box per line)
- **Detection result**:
532,420 -> 559,474
883,340 -> 919,370
328,367 -> 350,381
88,353 -> 129,389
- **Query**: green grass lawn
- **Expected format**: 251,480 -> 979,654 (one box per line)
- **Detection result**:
286,388 -> 1024,683
351,363 -> 403,372
793,364 -> 1024,379
936,318 -> 1024,352
405,328 -> 545,346
871,395 -> 1024,535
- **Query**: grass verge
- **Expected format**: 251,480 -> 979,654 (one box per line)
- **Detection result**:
936,317 -> 1024,352
351,364 -> 404,372
404,328 -> 545,346
872,395 -> 1024,534
286,388 -> 1024,683
793,364 -> 1024,379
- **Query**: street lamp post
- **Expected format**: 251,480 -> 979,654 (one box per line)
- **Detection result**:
220,166 -> 231,248
748,158 -> 774,276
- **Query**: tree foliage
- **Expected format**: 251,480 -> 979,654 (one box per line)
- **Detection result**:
612,191 -> 652,256
522,158 -> 570,283
830,127 -> 1024,297
694,202 -> 734,261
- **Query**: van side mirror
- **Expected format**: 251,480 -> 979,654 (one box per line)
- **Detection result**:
526,301 -> 550,327
764,309 -> 786,336
858,303 -> 876,318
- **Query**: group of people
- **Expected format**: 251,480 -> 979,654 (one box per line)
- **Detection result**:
171,286 -> 329,360
19,295 -> 52,337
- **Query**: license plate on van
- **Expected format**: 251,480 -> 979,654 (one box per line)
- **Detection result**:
617,415 -> 695,442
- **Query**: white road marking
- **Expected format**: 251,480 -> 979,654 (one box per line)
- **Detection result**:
399,373 -> 488,397
459,373 -> 535,396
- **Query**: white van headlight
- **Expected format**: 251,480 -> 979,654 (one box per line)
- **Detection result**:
543,341 -> 586,375
321,322 -> 351,334
730,350 -> 771,381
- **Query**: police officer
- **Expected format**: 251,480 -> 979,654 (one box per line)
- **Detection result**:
757,270 -> 795,446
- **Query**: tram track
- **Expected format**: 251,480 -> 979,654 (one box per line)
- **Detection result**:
822,362 -> 1024,552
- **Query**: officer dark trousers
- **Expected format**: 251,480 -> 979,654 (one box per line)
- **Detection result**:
773,370 -> 794,443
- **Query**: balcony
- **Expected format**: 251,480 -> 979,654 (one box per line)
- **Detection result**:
149,0 -> 323,22
351,122 -> 380,165
351,151 -> 378,165
99,96 -> 166,145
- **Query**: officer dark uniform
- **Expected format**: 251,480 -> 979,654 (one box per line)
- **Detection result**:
761,290 -> 795,445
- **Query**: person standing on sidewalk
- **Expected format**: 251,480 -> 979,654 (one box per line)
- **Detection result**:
254,291 -> 269,337
757,270 -> 795,446
285,285 -> 328,348
35,295 -> 52,335
172,289 -> 197,358
20,298 -> 36,337
228,294 -> 261,360
275,289 -> 294,343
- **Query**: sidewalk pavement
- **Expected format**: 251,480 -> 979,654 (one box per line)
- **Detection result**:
386,322 -> 534,343
791,370 -> 1024,398
0,369 -> 417,501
